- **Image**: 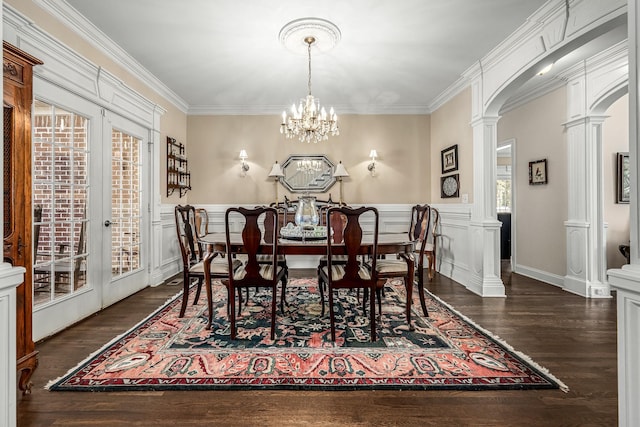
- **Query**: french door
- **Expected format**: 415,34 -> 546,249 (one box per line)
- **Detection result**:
32,80 -> 150,339
101,112 -> 149,306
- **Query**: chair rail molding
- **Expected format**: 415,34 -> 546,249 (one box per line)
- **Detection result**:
159,203 -> 473,286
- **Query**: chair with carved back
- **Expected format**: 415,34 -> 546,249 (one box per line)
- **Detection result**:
316,209 -> 349,315
318,206 -> 381,341
174,204 -> 241,318
423,206 -> 440,282
260,204 -> 289,285
366,204 -> 432,322
408,204 -> 436,317
194,208 -> 209,237
223,206 -> 287,340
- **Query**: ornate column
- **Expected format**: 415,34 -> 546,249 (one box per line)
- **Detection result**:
608,0 -> 640,424
468,115 -> 505,297
563,113 -> 609,298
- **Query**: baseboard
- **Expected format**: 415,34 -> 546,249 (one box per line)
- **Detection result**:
513,264 -> 564,288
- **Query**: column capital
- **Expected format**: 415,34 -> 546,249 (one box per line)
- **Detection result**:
471,115 -> 500,128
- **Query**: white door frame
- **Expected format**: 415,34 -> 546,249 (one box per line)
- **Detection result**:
31,79 -> 104,340
101,111 -> 150,308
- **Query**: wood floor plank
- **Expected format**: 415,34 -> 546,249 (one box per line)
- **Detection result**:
17,269 -> 618,426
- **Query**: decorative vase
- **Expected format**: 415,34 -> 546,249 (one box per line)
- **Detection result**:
294,195 -> 319,228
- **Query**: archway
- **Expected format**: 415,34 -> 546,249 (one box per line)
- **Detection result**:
465,0 -> 626,297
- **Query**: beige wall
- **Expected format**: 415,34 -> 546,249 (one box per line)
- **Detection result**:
603,94 -> 630,269
186,114 -> 430,205
498,87 -> 568,277
430,87 -> 473,203
8,0 -> 189,204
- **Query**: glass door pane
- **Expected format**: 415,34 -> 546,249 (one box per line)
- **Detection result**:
110,130 -> 141,277
32,101 -> 89,306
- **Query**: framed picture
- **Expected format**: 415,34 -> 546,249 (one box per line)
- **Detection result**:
528,158 -> 547,185
440,173 -> 460,198
617,152 -> 630,203
441,144 -> 458,174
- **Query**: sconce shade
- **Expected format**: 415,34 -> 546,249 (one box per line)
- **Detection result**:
334,161 -> 349,177
369,149 -> 378,159
268,161 -> 285,177
239,149 -> 248,160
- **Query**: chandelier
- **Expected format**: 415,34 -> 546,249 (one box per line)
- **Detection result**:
279,25 -> 340,143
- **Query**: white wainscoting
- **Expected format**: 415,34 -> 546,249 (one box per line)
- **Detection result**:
158,204 -> 473,289
608,267 -> 640,426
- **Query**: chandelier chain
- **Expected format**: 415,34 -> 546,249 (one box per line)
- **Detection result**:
307,40 -> 312,96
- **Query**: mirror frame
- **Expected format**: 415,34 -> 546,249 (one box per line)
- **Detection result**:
280,154 -> 336,193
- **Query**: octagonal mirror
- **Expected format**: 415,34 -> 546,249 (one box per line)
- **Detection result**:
281,155 -> 336,193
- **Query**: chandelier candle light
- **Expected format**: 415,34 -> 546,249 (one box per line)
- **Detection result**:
279,18 -> 341,143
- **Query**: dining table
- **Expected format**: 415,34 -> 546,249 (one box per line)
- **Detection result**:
198,232 -> 419,327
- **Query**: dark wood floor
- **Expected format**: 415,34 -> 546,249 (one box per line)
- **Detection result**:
17,267 -> 618,426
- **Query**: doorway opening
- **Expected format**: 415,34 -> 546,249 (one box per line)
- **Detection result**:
497,139 -> 515,282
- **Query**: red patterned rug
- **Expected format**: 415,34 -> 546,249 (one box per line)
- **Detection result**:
47,278 -> 567,391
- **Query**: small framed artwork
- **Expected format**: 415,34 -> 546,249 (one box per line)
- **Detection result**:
440,173 -> 460,198
528,158 -> 548,185
441,144 -> 458,174
617,152 -> 630,203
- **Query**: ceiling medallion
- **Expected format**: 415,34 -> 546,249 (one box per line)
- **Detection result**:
279,18 -> 341,143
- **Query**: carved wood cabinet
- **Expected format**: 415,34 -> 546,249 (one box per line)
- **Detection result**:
3,41 -> 43,393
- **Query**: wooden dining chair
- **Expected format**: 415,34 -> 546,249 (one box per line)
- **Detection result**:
317,209 -> 348,315
408,204 -> 436,317
318,206 -> 381,341
202,250 -> 244,329
259,204 -> 289,310
367,204 -> 432,322
174,204 -> 241,318
223,206 -> 287,340
423,206 -> 440,282
194,207 -> 209,237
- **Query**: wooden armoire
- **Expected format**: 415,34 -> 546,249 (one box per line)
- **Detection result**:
3,41 -> 43,394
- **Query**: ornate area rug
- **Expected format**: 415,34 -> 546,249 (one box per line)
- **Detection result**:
47,278 -> 567,391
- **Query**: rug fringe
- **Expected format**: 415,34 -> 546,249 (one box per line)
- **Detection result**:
45,288 -> 185,390
422,286 -> 570,393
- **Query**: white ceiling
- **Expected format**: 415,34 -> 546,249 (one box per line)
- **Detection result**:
61,0 -> 624,115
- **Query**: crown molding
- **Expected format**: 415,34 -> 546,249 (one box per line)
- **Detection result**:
188,103 -> 431,116
427,75 -> 471,113
4,4 -> 165,129
428,1 -> 569,114
33,0 -> 189,113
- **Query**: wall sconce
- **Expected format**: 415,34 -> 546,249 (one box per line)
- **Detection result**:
239,149 -> 249,177
368,149 -> 377,177
333,161 -> 349,205
268,160 -> 285,205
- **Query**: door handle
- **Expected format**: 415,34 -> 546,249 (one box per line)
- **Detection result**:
104,220 -> 114,227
